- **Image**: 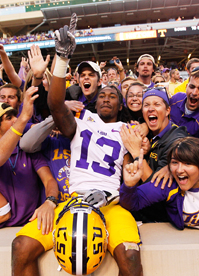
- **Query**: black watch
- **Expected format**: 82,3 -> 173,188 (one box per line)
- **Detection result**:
46,196 -> 58,207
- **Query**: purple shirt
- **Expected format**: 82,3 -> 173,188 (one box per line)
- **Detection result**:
41,135 -> 71,203
78,92 -> 98,106
120,181 -> 199,230
152,121 -> 172,144
0,146 -> 48,228
170,93 -> 199,137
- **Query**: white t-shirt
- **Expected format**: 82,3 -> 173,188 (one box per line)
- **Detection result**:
183,189 -> 199,228
69,109 -> 127,194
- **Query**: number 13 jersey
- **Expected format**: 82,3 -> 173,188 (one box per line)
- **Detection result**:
69,109 -> 127,194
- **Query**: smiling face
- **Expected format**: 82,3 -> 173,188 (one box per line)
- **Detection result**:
79,67 -> 101,102
186,76 -> 199,111
142,96 -> 170,136
170,157 -> 199,191
126,85 -> 143,112
95,86 -> 122,123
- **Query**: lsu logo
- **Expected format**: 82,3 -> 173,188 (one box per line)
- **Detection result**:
87,116 -> 95,122
150,152 -> 158,161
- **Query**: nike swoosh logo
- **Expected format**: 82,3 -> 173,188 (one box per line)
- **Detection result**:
111,129 -> 120,132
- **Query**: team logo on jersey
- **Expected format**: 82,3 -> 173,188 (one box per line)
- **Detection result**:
87,116 -> 95,122
150,152 -> 158,161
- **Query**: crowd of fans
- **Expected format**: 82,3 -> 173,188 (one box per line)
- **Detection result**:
0,15 -> 199,276
0,28 -> 94,45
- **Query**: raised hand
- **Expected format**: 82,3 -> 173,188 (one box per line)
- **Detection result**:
28,45 -> 50,78
20,57 -> 30,72
20,86 -> 39,122
0,44 -> 6,56
54,13 -> 77,58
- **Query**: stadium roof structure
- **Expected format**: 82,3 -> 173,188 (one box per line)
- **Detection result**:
1,0 -> 199,70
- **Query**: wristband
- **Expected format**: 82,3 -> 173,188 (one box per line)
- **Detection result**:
118,68 -> 124,72
46,196 -> 58,207
10,126 -> 23,137
53,55 -> 69,78
0,202 -> 11,216
33,75 -> 43,80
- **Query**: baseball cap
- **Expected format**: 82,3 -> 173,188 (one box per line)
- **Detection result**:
78,61 -> 102,78
162,68 -> 170,73
142,87 -> 170,105
0,102 -> 14,118
137,54 -> 155,65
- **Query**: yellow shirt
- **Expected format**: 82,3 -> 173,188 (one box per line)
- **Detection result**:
174,79 -> 189,94
168,81 -> 180,96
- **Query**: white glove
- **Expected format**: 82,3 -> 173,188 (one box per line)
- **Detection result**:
83,189 -> 107,208
76,189 -> 120,208
54,13 -> 77,58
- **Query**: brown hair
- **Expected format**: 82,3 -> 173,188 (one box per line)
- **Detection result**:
167,137 -> 199,169
0,83 -> 22,103
186,58 -> 199,72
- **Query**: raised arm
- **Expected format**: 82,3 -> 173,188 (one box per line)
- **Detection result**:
48,13 -> 77,140
28,44 -> 50,87
0,44 -> 22,87
20,115 -> 55,153
0,86 -> 39,166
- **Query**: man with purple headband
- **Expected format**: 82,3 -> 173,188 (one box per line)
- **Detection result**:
120,87 -> 188,222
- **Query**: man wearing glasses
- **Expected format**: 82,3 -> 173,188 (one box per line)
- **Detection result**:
170,67 -> 199,137
120,87 -> 188,222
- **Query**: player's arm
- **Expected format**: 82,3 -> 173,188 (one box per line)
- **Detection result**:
0,192 -> 11,223
48,13 -> 77,140
29,166 -> 59,235
20,115 -> 55,153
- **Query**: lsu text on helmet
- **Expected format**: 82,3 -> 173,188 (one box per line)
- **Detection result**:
53,197 -> 108,275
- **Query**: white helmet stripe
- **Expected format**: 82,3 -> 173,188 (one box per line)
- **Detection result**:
76,211 -> 84,275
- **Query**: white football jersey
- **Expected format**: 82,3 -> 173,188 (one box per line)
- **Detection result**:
69,109 -> 127,194
183,189 -> 199,229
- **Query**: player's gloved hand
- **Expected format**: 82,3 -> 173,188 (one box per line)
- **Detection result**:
54,13 -> 77,58
77,189 -> 120,208
83,189 -> 107,208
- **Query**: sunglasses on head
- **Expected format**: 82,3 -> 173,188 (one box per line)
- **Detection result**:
191,66 -> 199,74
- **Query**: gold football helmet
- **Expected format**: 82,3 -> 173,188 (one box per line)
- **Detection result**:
53,197 -> 108,275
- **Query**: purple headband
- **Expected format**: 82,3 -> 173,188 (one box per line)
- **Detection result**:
142,89 -> 170,105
